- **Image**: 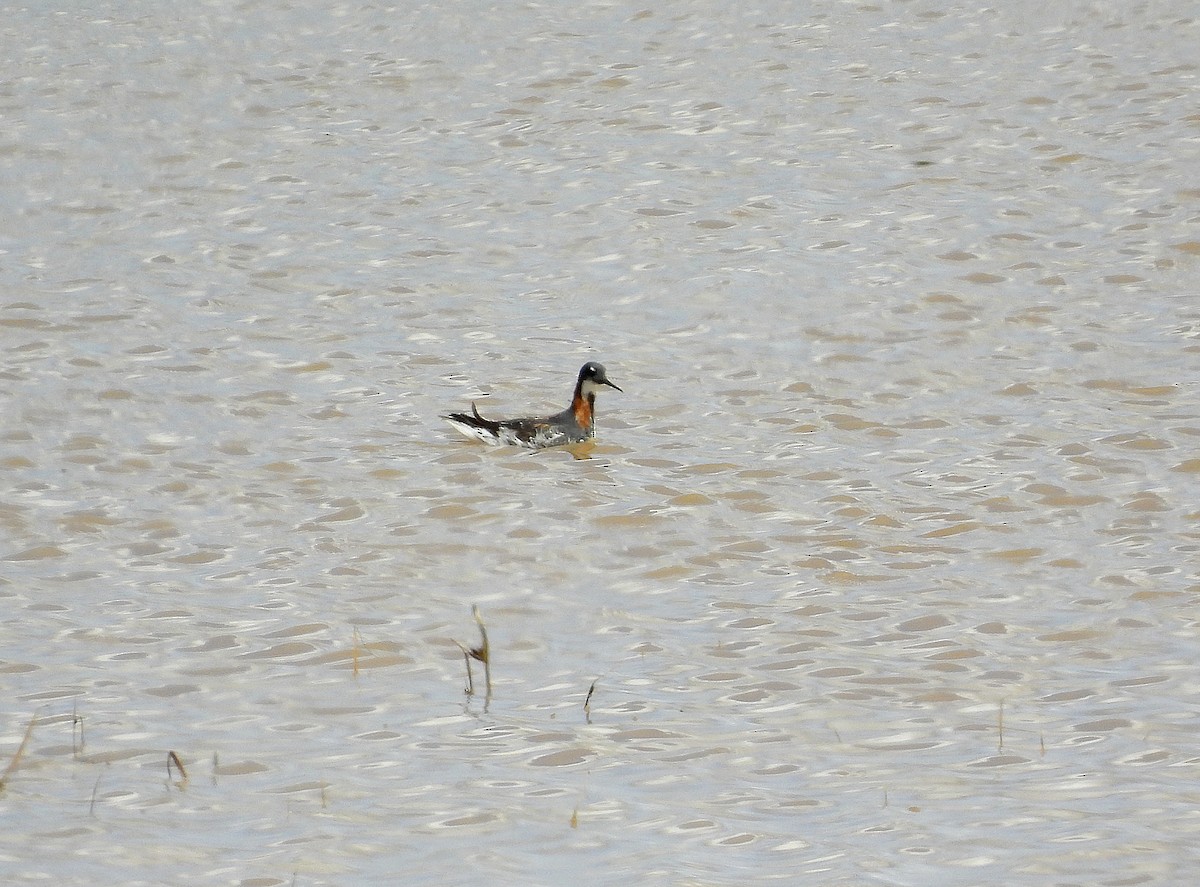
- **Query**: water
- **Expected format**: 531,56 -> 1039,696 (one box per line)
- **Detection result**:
2,2 -> 1198,884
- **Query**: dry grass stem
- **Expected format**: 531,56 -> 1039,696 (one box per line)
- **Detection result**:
584,680 -> 597,723
0,713 -> 37,791
89,774 -> 102,816
167,750 -> 188,783
472,605 -> 491,698
457,643 -> 476,696
73,703 -> 85,757
456,605 -> 492,702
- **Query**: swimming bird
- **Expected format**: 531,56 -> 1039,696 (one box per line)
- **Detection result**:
444,362 -> 622,449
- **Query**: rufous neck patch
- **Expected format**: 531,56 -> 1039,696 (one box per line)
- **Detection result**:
573,395 -> 593,430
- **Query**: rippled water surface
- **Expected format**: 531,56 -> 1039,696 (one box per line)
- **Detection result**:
2,2 -> 1199,885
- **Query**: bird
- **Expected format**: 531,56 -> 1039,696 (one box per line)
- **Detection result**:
444,361 -> 622,449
